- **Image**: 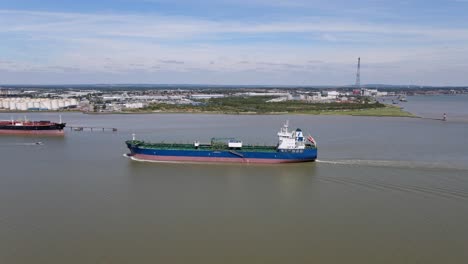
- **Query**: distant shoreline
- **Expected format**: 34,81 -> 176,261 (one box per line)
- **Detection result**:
83,105 -> 417,117
0,106 -> 417,118
0,109 -> 80,114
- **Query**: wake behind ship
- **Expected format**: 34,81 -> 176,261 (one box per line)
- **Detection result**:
0,119 -> 66,135
126,122 -> 317,164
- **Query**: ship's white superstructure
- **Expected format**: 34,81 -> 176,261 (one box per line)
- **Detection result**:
277,121 -> 307,150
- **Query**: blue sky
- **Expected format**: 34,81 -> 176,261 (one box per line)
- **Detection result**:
1,0 -> 467,85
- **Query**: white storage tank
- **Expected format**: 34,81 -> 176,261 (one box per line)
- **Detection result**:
58,100 -> 65,108
17,102 -> 27,111
51,100 -> 59,110
9,101 -> 17,110
41,100 -> 52,110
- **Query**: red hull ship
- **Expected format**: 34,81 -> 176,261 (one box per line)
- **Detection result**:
0,120 -> 66,135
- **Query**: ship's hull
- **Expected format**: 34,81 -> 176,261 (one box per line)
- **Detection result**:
128,146 -> 317,164
0,129 -> 65,135
0,123 -> 66,136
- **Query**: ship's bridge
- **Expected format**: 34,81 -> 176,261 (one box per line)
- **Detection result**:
277,122 -> 306,150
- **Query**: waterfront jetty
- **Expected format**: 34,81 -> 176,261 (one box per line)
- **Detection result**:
69,126 -> 117,132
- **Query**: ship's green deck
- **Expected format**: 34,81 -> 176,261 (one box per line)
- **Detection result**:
126,140 -> 316,152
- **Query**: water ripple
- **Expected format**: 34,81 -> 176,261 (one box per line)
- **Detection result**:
316,159 -> 468,171
319,176 -> 468,201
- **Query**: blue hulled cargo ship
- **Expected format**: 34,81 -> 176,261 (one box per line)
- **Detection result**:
126,122 -> 317,164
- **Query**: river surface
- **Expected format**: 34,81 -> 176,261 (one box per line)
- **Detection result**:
399,94 -> 468,122
1,95 -> 468,263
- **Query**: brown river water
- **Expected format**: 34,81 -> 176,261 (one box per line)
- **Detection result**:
1,95 -> 467,263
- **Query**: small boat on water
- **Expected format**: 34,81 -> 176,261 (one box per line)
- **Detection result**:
126,121 -> 318,164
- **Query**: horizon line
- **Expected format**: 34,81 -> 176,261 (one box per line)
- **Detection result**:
1,83 -> 468,88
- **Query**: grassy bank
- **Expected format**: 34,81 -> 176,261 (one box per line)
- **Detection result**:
317,105 -> 417,117
130,106 -> 415,117
141,96 -> 386,113
2,97 -> 415,117
128,96 -> 416,117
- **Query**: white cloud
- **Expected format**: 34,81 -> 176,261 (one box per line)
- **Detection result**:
1,9 -> 468,40
0,9 -> 468,85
